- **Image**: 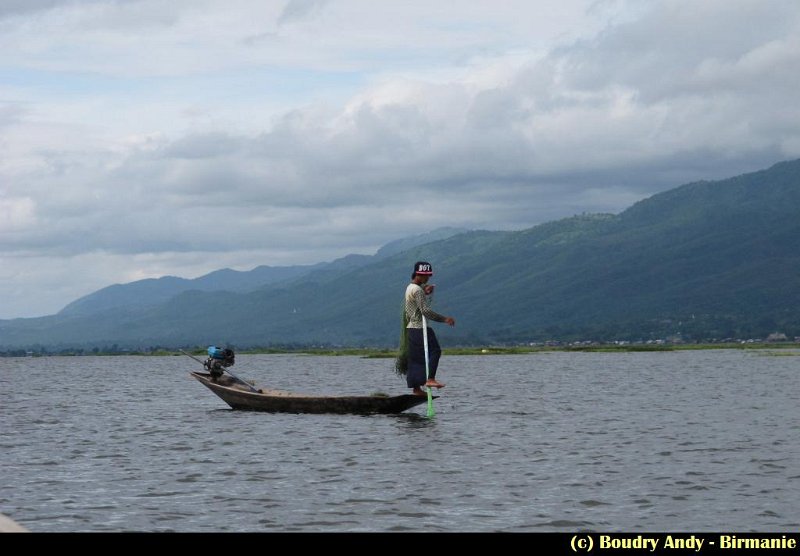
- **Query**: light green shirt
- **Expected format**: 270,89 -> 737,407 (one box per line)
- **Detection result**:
404,283 -> 447,329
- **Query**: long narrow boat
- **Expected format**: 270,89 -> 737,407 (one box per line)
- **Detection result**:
190,371 -> 433,414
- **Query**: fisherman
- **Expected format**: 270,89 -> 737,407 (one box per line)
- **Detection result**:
396,261 -> 456,396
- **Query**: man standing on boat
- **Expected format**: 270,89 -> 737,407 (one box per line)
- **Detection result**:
398,261 -> 456,396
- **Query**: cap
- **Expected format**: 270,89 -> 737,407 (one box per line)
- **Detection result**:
414,261 -> 433,275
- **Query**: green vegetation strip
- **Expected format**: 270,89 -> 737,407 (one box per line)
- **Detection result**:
7,342 -> 800,358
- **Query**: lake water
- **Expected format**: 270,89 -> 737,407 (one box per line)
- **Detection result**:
1,350 -> 799,532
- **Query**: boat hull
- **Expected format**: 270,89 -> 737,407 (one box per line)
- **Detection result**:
190,372 -> 432,414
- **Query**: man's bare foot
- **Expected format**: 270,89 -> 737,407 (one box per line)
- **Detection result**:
412,387 -> 426,396
425,379 -> 445,389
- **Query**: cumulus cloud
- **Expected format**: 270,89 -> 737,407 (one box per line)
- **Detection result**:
277,0 -> 330,26
0,0 -> 83,18
1,0 -> 799,318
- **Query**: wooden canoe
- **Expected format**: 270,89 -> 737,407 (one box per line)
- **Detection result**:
190,371 -> 434,414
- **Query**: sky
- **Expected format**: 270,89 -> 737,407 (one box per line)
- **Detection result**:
2,0 -> 799,319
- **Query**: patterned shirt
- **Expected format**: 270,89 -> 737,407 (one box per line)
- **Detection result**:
404,283 -> 447,329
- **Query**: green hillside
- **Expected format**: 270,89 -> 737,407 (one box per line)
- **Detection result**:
2,159 -> 799,350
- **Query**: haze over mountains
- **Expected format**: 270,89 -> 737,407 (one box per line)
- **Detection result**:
2,160 -> 799,351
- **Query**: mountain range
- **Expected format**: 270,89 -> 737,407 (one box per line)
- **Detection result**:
2,160 -> 799,351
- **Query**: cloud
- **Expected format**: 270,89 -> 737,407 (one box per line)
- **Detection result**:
0,0 -> 82,19
1,0 -> 800,318
277,0 -> 330,26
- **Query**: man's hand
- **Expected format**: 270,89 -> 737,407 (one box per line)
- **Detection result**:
444,317 -> 455,327
424,284 -> 435,295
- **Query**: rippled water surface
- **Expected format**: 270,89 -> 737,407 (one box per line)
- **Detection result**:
2,350 -> 799,531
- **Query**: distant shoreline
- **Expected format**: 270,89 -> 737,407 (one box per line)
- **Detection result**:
4,342 -> 800,358
289,343 -> 800,357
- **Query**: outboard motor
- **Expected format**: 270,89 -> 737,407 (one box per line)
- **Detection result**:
204,346 -> 235,379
